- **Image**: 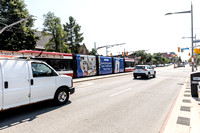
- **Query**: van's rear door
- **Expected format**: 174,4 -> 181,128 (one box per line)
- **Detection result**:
2,60 -> 30,109
0,61 -> 3,110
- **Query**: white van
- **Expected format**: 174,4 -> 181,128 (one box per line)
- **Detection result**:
0,58 -> 75,111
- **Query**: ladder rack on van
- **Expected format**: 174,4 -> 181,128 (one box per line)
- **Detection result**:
0,55 -> 33,60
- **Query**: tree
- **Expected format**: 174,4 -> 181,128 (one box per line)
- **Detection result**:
130,50 -> 151,64
178,56 -> 182,62
146,53 -> 152,63
0,0 -> 38,51
152,53 -> 162,64
89,48 -> 96,55
63,16 -> 84,54
43,12 -> 70,53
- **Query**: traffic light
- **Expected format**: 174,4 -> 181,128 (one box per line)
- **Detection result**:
189,52 -> 190,56
122,52 -> 124,57
194,48 -> 200,54
178,47 -> 180,52
126,51 -> 128,56
175,54 -> 177,57
171,54 -> 174,57
110,53 -> 112,57
139,56 -> 141,60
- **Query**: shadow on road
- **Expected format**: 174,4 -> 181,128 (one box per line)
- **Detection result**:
133,77 -> 152,81
0,100 -> 71,130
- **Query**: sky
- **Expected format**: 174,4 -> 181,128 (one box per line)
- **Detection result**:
24,0 -> 200,60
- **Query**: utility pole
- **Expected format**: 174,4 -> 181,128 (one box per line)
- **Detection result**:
94,42 -> 97,55
191,2 -> 194,72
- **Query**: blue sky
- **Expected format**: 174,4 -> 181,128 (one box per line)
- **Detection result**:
24,0 -> 200,60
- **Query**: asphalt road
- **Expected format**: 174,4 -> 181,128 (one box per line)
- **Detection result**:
0,65 -> 191,133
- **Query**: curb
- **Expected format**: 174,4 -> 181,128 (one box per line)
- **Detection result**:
73,72 -> 132,83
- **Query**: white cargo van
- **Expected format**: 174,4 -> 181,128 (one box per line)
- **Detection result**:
0,58 -> 75,111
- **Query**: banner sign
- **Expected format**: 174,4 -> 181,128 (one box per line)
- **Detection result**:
113,57 -> 124,73
77,54 -> 96,77
99,56 -> 112,75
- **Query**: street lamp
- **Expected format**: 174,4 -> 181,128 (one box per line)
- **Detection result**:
165,2 -> 194,72
96,43 -> 126,56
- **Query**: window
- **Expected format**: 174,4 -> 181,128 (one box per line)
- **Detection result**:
31,62 -> 57,77
34,58 -> 73,71
125,62 -> 134,68
135,66 -> 145,69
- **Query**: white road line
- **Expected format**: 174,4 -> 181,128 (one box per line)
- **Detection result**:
79,82 -> 94,87
110,88 -> 132,97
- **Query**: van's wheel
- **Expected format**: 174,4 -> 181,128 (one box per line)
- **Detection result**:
54,88 -> 69,105
153,72 -> 156,78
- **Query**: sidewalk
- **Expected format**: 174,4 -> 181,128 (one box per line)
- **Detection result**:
162,76 -> 200,133
73,72 -> 132,83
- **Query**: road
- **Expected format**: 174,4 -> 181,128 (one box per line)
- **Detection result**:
0,65 -> 191,133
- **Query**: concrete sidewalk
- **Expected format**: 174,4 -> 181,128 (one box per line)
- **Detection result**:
73,72 -> 132,83
162,76 -> 200,133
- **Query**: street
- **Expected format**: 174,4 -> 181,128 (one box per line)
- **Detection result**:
0,65 -> 191,133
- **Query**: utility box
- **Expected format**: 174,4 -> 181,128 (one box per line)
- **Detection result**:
198,83 -> 200,99
190,72 -> 200,97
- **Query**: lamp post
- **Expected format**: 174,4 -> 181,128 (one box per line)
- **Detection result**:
182,35 -> 197,70
165,2 -> 194,72
96,43 -> 126,56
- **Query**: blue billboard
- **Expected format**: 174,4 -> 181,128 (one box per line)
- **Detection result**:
77,54 -> 96,77
99,56 -> 112,75
113,57 -> 124,73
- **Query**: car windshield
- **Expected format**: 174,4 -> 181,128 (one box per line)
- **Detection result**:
135,66 -> 145,69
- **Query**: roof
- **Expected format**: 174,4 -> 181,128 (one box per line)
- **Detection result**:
35,31 -> 52,50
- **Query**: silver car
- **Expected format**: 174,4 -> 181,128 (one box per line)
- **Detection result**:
133,65 -> 156,79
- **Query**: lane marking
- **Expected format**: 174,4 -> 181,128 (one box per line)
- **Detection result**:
79,82 -> 94,87
110,88 -> 132,97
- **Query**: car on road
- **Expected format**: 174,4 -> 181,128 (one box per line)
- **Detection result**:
133,65 -> 156,79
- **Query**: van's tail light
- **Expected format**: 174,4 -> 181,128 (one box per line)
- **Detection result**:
133,69 -> 135,70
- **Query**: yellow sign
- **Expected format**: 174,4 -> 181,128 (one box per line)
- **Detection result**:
194,49 -> 200,54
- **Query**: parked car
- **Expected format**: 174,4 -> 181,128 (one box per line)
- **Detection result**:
151,65 -> 156,68
156,64 -> 164,67
0,58 -> 75,111
133,65 -> 156,79
178,63 -> 185,67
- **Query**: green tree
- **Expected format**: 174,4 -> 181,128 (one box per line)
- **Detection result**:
130,50 -> 151,64
63,16 -> 84,54
152,53 -> 162,64
89,48 -> 96,55
0,0 -> 38,50
178,56 -> 182,62
146,53 -> 152,63
43,12 -> 70,53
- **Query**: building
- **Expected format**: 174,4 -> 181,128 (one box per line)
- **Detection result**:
35,31 -> 51,50
161,52 -> 174,59
79,43 -> 89,55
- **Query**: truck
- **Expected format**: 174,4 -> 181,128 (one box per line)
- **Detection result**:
0,57 -> 75,111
